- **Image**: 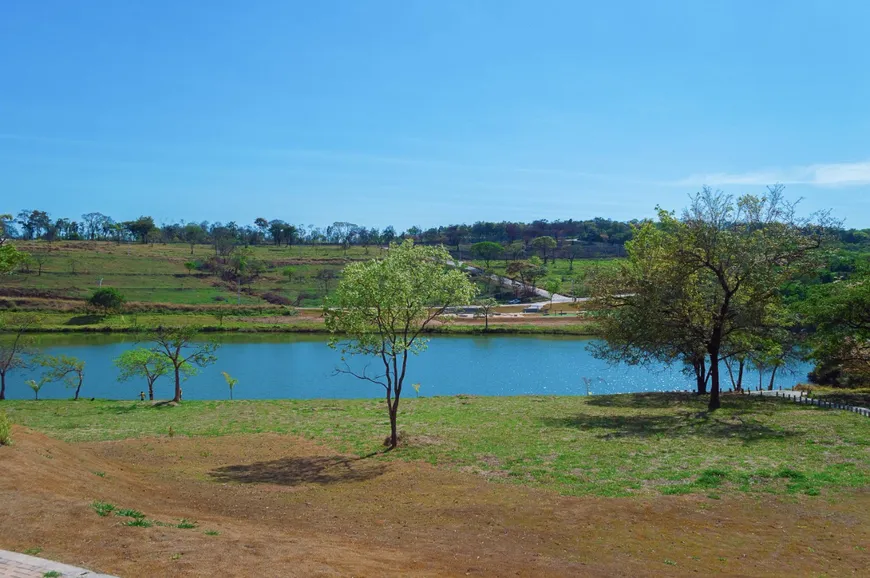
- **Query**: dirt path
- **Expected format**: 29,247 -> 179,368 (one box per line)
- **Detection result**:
2,427 -> 868,577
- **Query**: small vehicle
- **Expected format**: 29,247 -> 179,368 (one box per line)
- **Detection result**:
507,299 -> 521,304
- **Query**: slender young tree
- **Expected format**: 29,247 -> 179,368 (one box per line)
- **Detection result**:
475,297 -> 498,331
114,348 -> 174,401
324,241 -> 477,448
146,327 -> 219,402
35,354 -> 86,400
0,314 -> 38,401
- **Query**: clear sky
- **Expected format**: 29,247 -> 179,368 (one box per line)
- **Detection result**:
3,0 -> 870,229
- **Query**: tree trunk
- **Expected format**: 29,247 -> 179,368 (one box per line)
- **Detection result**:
767,365 -> 779,390
173,367 -> 182,402
485,312 -> 489,331
694,359 -> 707,395
74,378 -> 82,400
708,351 -> 721,411
148,379 -> 155,401
0,372 -> 6,401
736,359 -> 745,392
388,405 -> 398,448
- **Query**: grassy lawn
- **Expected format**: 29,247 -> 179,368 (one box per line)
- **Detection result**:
468,258 -> 623,296
3,241 -> 368,307
5,393 -> 868,498
800,386 -> 870,408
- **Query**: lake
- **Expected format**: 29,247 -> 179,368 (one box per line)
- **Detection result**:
3,334 -> 813,400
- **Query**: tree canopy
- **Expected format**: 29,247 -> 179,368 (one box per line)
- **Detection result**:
590,186 -> 833,411
324,240 -> 477,447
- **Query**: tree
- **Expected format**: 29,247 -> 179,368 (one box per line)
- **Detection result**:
114,348 -> 173,401
565,243 -> 582,271
32,253 -> 47,276
25,379 -> 44,400
146,327 -> 219,402
545,279 -> 561,310
506,257 -> 547,295
0,314 -> 38,401
184,261 -> 196,276
0,214 -> 27,275
506,240 -> 525,261
222,371 -> 238,400
475,297 -> 498,331
324,241 -> 477,448
802,277 -> 870,386
35,354 -> 86,400
82,212 -> 110,240
0,213 -> 16,243
316,268 -> 337,297
126,216 -> 157,244
183,223 -> 206,255
470,242 -> 504,269
531,236 -> 557,264
591,186 -> 832,411
88,287 -> 125,314
0,244 -> 27,275
282,266 -> 294,283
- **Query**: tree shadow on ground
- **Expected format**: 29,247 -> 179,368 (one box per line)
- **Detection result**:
586,392 -> 700,409
209,455 -> 386,486
541,411 -> 800,443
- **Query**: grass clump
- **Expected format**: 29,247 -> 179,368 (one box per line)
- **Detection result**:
91,501 -> 115,517
115,508 -> 145,519
123,518 -> 153,528
43,572 -> 62,578
204,529 -> 220,536
0,409 -> 11,446
177,519 -> 197,529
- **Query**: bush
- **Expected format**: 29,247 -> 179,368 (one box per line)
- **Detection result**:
88,287 -> 125,312
0,410 -> 11,446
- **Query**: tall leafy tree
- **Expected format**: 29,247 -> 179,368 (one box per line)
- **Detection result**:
531,236 -> 557,264
470,241 -> 504,269
801,278 -> 870,386
324,241 -> 477,448
591,186 -> 832,411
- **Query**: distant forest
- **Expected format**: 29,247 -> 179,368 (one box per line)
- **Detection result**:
4,209 -> 870,256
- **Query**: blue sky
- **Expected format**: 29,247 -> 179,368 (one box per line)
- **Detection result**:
3,0 -> 870,229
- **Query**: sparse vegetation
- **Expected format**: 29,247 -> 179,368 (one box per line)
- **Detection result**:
0,409 -> 11,445
91,501 -> 116,517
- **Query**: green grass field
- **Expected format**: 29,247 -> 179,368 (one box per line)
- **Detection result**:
4,241 -> 380,307
468,257 -> 623,296
5,393 -> 868,498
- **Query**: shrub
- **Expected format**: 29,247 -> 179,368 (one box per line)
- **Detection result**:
262,292 -> 292,306
88,287 -> 125,312
0,410 -> 11,446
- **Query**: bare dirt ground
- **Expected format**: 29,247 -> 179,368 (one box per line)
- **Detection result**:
1,426 -> 868,577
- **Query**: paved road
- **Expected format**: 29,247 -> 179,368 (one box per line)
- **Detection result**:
454,261 -> 577,303
0,550 -> 117,578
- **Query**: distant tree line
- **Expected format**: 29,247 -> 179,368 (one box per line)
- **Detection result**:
6,209 -> 870,255
3,210 -> 638,249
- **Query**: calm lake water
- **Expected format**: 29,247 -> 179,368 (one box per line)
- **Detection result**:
4,334 -> 813,400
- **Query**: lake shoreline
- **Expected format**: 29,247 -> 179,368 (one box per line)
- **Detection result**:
3,321 -> 599,336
